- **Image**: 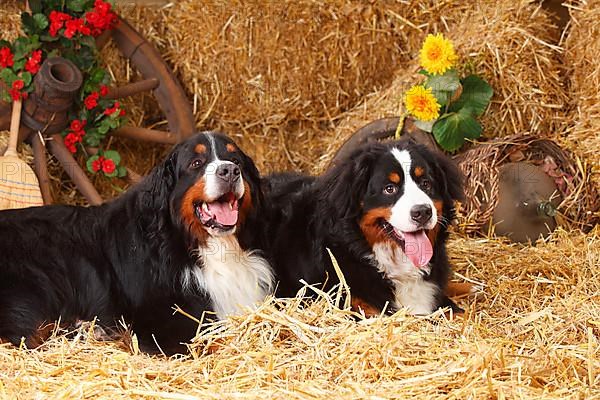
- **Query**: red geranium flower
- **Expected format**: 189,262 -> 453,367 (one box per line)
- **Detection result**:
0,47 -> 14,68
100,84 -> 109,96
104,101 -> 120,115
9,80 -> 25,101
92,156 -> 104,172
101,158 -> 116,174
64,18 -> 91,38
64,132 -> 82,153
24,50 -> 42,74
70,119 -> 87,132
119,109 -> 126,117
84,92 -> 100,110
85,0 -> 118,36
49,11 -> 72,37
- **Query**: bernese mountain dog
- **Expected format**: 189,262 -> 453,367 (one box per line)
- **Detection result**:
0,132 -> 273,354
264,138 -> 464,316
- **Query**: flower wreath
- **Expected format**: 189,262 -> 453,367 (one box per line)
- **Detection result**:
0,0 -> 127,178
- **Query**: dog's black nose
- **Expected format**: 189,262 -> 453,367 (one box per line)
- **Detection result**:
410,204 -> 433,225
216,162 -> 241,183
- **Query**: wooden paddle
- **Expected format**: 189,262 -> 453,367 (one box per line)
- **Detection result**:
0,99 -> 43,210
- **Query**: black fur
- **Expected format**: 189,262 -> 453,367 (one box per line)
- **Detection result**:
264,139 -> 464,315
0,132 -> 263,355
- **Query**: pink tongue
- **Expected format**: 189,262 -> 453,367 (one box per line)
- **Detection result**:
207,202 -> 238,226
402,230 -> 433,268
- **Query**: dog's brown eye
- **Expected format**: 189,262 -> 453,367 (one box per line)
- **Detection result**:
190,159 -> 204,169
421,179 -> 432,191
383,184 -> 398,195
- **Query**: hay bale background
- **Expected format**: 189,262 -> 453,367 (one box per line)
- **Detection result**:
0,229 -> 598,398
562,0 -> 600,190
161,0 -> 426,172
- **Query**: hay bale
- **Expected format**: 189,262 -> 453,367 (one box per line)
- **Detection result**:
316,0 -> 568,172
162,0 -> 430,172
0,228 -> 597,397
0,0 -> 22,41
563,0 -> 600,190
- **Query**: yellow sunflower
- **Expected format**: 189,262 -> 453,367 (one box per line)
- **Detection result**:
404,85 -> 440,122
419,33 -> 457,75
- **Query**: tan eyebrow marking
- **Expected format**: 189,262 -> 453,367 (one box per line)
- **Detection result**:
226,143 -> 237,153
195,144 -> 207,153
414,166 -> 424,177
388,172 -> 401,184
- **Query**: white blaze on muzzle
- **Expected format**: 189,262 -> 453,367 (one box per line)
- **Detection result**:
388,148 -> 437,267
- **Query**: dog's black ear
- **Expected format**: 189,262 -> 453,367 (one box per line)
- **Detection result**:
319,143 -> 382,222
238,146 -> 261,189
429,149 -> 464,202
139,147 -> 179,212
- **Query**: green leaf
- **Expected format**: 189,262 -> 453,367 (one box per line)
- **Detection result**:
86,155 -> 101,174
40,34 -> 60,43
79,35 -> 97,51
21,13 -> 37,35
103,150 -> 121,165
13,59 -> 26,71
430,89 -> 449,107
449,75 -> 493,116
33,13 -> 49,30
117,165 -> 127,178
425,69 -> 460,93
0,68 -> 18,85
84,133 -> 101,147
20,72 -> 32,87
432,109 -> 482,152
66,0 -> 87,12
90,67 -> 106,84
413,119 -> 435,133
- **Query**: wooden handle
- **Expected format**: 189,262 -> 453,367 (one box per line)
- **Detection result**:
5,99 -> 22,157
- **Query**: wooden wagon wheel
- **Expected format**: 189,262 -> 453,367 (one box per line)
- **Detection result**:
0,17 -> 195,206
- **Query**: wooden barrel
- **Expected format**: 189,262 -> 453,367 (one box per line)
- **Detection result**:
21,57 -> 83,135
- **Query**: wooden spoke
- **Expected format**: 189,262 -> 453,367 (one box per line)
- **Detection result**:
110,125 -> 178,145
95,30 -> 112,51
48,134 -> 103,206
111,18 -> 195,140
31,134 -> 53,205
105,78 -> 160,100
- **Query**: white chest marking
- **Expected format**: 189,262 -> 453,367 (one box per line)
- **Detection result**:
182,236 -> 274,320
372,241 -> 438,315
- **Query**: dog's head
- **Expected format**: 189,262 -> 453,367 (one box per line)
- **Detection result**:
147,132 -> 260,246
322,139 -> 463,271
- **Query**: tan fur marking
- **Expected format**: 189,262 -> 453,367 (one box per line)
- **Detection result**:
237,181 -> 253,226
414,166 -> 425,177
351,297 -> 380,317
226,143 -> 237,153
195,144 -> 207,154
426,200 -> 443,246
181,179 -> 209,245
446,282 -> 476,298
388,172 -> 401,184
360,207 -> 392,247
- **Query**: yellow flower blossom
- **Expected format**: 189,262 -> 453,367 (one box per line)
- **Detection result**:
404,85 -> 440,122
419,33 -> 457,75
